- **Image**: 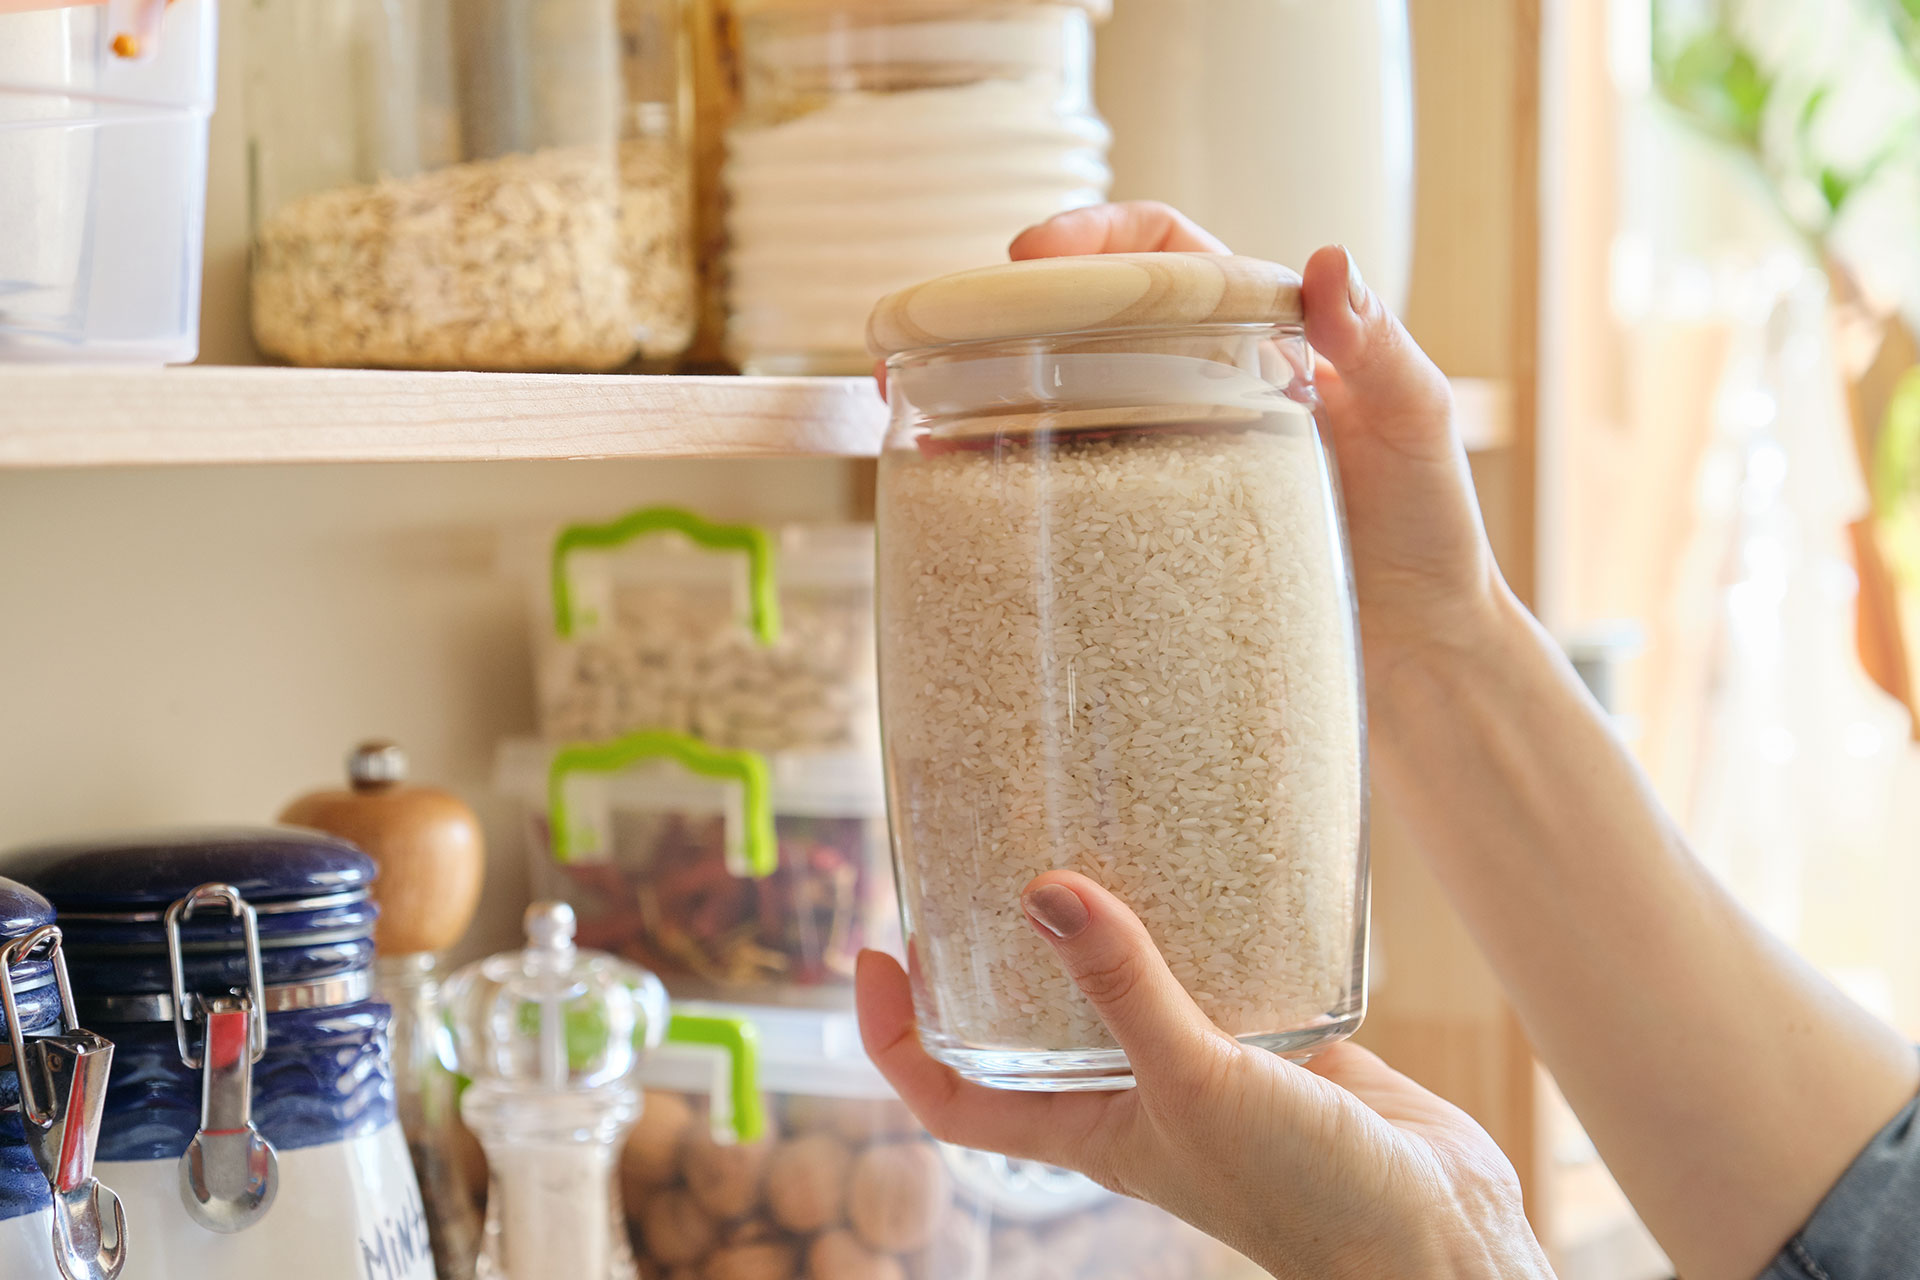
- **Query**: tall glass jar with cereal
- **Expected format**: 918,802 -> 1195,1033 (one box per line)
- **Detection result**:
246,0 -> 696,371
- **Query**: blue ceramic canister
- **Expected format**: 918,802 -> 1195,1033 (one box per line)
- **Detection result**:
5,829 -> 435,1280
1,874 -> 123,1280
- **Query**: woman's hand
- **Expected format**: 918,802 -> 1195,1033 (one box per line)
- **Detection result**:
857,871 -> 1553,1280
1008,202 -> 1509,698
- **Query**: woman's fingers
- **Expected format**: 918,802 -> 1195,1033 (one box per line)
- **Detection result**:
854,949 -> 1118,1165
1020,871 -> 1238,1092
1301,245 -> 1456,461
1010,202 -> 1232,260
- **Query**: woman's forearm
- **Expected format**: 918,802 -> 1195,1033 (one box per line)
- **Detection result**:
1371,583 -> 1919,1280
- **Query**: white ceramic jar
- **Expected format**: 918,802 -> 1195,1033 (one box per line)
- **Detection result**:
6,830 -> 435,1280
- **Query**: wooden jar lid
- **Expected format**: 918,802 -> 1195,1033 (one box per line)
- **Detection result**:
866,253 -> 1303,358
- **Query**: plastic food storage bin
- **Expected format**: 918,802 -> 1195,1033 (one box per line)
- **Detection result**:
869,253 -> 1369,1090
723,0 -> 1111,374
623,1002 -> 1262,1280
498,735 -> 895,1003
532,508 -> 878,754
0,0 -> 216,362
245,0 -> 696,371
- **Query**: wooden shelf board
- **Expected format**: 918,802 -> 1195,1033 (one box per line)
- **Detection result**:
0,366 -> 1509,468
0,367 -> 889,467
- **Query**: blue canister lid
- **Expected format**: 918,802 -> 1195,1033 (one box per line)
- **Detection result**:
3,827 -> 378,999
0,875 -> 61,1038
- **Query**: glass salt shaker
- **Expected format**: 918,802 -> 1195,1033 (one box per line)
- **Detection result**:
443,903 -> 759,1280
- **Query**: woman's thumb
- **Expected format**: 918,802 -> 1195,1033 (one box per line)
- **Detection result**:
1021,871 -> 1232,1086
1301,245 -> 1455,457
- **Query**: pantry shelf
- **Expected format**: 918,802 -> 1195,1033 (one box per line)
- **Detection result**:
0,366 -> 889,467
0,367 -> 1510,468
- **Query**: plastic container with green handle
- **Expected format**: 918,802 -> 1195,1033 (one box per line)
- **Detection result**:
498,737 -> 896,1006
622,1002 -> 1263,1280
528,505 -> 878,754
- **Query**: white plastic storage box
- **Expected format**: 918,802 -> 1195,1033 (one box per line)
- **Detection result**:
0,0 -> 216,362
528,508 -> 879,755
625,1001 -> 1263,1280
497,736 -> 895,1005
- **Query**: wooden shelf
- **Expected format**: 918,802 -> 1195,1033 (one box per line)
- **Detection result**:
0,367 -> 889,467
0,366 -> 1509,468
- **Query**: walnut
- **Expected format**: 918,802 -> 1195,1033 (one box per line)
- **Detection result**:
782,1096 -> 921,1144
764,1132 -> 853,1232
846,1142 -> 950,1253
626,1091 -> 696,1192
921,1207 -> 987,1279
683,1131 -> 771,1221
805,1229 -> 905,1280
701,1241 -> 797,1280
987,1225 -> 1042,1280
638,1187 -> 719,1266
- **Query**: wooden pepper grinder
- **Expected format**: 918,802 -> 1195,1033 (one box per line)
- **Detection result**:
280,741 -> 487,1280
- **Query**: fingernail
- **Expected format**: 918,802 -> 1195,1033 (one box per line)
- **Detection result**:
1023,884 -> 1090,939
1342,246 -> 1368,314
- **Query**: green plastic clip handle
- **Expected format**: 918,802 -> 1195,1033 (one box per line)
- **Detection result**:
666,1012 -> 766,1144
547,729 -> 778,876
551,505 -> 782,644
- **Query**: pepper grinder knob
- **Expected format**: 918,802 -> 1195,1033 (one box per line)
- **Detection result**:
347,741 -> 409,791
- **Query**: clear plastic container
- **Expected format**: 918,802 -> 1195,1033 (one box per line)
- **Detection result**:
625,1002 -> 1261,1280
723,0 -> 1111,374
0,0 -> 216,362
497,737 -> 895,1004
868,253 -> 1370,1090
531,508 -> 878,755
245,0 -> 695,371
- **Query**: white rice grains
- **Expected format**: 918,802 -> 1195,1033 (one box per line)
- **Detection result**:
877,419 -> 1365,1053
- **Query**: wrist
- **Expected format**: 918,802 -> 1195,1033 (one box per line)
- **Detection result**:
1363,568 -> 1538,729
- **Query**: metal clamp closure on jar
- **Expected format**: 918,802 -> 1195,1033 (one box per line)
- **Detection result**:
1,925 -> 127,1280
162,884 -> 278,1234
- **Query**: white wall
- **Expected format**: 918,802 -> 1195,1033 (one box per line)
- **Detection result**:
0,457 -> 852,960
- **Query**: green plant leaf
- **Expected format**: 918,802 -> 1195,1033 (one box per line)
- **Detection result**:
1655,24 -> 1774,149
1873,366 -> 1920,587
1819,167 -> 1855,214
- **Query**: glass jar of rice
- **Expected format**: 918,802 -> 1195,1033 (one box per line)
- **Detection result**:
868,253 -> 1368,1090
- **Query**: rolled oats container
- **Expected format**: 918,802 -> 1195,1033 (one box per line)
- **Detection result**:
723,0 -> 1111,374
246,0 -> 696,371
4,829 -> 434,1280
869,253 -> 1369,1090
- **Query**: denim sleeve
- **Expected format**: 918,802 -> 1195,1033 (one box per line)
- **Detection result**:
1758,1090 -> 1920,1280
